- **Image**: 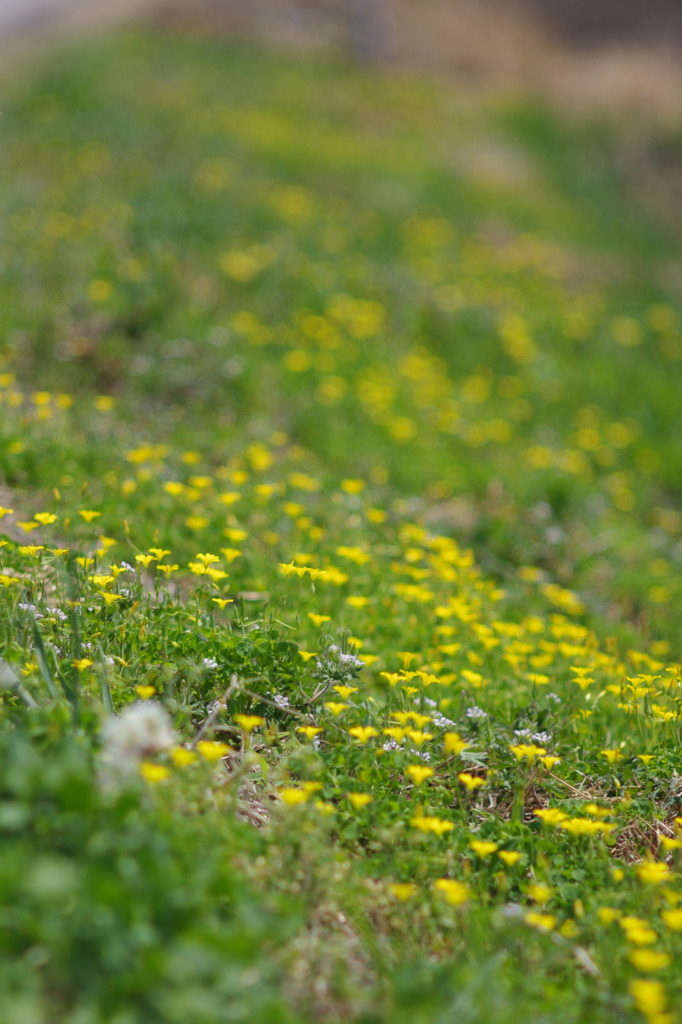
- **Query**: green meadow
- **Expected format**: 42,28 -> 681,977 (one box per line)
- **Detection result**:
1,29 -> 682,1024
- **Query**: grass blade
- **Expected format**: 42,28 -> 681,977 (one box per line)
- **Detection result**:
31,617 -> 59,701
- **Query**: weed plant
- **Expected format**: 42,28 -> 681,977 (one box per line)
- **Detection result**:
1,30 -> 682,1024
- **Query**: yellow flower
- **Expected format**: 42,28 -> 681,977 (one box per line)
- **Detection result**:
218,491 -> 241,506
534,808 -> 568,826
78,509 -> 101,523
559,919 -> 579,939
140,762 -> 170,783
148,547 -> 171,560
280,788 -> 309,806
584,803 -> 612,818
135,554 -> 155,568
629,979 -> 667,1017
444,732 -> 468,756
406,729 -> 433,746
297,726 -> 323,741
527,883 -> 552,904
185,516 -> 209,532
387,882 -> 417,901
525,912 -> 556,932
559,818 -> 614,837
308,613 -> 331,627
597,907 -> 620,925
336,545 -> 371,566
333,685 -> 358,699
601,748 -> 624,764
208,569 -> 229,587
220,547 -> 242,564
340,478 -> 365,494
348,726 -> 378,744
510,743 -> 546,762
638,754 -> 655,765
638,862 -> 670,885
90,574 -> 114,588
469,840 -> 498,857
498,850 -> 522,866
661,908 -> 682,931
212,597 -> 233,609
324,702 -> 348,716
411,815 -> 454,837
406,765 -> 434,786
135,685 -> 156,699
540,755 -> 561,770
660,836 -> 681,852
17,521 -> 39,534
234,714 -> 263,733
433,878 -> 470,906
171,747 -> 197,767
628,949 -> 671,972
73,658 -> 93,671
408,712 -> 432,729
348,793 -> 373,810
100,591 -> 123,606
196,741 -> 232,761
381,672 -> 404,687
622,924 -> 657,946
279,561 -> 326,580
458,772 -> 485,792
34,512 -> 57,525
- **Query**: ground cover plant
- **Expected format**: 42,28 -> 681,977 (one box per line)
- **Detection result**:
1,27 -> 682,1024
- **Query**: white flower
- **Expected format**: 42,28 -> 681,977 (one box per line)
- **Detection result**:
100,701 -> 176,764
19,602 -> 42,618
433,712 -> 457,729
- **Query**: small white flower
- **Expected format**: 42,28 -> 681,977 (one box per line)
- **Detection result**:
20,603 -> 43,619
100,701 -> 176,765
433,712 -> 457,729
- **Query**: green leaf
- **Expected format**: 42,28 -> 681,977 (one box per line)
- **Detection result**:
0,658 -> 38,708
31,618 -> 59,701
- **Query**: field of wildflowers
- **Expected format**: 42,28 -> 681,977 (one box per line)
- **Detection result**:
1,29 -> 682,1024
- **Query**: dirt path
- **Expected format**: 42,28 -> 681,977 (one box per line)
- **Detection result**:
2,0 -> 682,120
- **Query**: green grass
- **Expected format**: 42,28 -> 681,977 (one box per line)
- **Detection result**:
1,29 -> 682,1024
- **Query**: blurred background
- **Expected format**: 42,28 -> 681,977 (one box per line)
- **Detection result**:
4,0 -> 682,117
2,0 -> 682,643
